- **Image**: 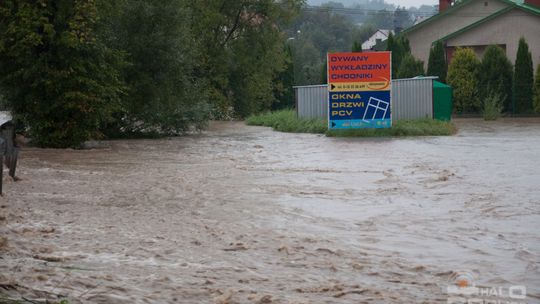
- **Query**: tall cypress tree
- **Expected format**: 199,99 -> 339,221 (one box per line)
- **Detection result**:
427,41 -> 447,83
478,45 -> 513,112
513,37 -> 534,113
534,64 -> 540,113
387,33 -> 410,78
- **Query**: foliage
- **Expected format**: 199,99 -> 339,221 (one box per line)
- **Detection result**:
535,64 -> 540,113
477,45 -> 513,113
352,41 -> 362,52
103,0 -> 209,136
447,48 -> 480,113
321,58 -> 328,84
245,109 -> 327,133
397,53 -> 424,79
190,0 -> 302,118
246,110 -> 456,137
386,33 -> 411,78
482,92 -> 503,121
285,9 -> 375,85
0,0 -> 124,148
427,41 -> 447,83
513,37 -> 534,114
273,45 -> 296,110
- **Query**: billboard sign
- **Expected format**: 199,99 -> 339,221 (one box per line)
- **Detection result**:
327,52 -> 392,129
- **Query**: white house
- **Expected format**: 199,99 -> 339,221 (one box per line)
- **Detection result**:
362,29 -> 394,51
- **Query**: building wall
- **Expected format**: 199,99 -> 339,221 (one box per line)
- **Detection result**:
406,0 -> 509,67
446,8 -> 540,68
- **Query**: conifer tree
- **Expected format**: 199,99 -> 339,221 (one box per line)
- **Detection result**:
427,41 -> 447,83
478,45 -> 513,112
514,37 -> 534,113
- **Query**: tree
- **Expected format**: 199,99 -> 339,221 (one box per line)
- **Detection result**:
321,58 -> 328,84
534,64 -> 540,113
513,37 -> 534,114
352,41 -> 362,52
190,0 -> 303,118
447,48 -> 480,113
101,0 -> 209,135
0,0 -> 124,147
477,45 -> 513,113
393,6 -> 412,33
397,54 -> 424,79
427,41 -> 447,83
273,45 -> 296,110
387,33 -> 410,78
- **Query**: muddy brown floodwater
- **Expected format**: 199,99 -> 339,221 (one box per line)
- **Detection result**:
0,119 -> 539,304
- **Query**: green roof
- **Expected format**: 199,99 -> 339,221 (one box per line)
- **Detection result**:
402,0 -> 540,37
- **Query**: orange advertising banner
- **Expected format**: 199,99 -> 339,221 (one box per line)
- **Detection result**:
327,52 -> 391,89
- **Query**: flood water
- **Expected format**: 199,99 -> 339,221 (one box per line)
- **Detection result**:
1,119 -> 539,303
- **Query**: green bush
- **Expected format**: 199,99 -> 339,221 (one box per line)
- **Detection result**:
397,53 -> 425,79
482,92 -> 504,121
447,48 -> 480,113
246,109 -> 327,134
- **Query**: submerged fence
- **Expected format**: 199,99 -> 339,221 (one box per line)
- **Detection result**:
294,77 -> 439,122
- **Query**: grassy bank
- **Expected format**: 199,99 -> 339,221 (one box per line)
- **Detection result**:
246,110 -> 457,137
245,109 -> 327,134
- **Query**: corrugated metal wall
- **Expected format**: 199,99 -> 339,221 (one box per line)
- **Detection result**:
294,85 -> 328,119
295,77 -> 437,121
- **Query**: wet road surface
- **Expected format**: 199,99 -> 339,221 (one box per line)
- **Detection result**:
1,119 -> 539,303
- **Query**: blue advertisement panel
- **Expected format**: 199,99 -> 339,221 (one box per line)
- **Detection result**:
328,91 -> 391,129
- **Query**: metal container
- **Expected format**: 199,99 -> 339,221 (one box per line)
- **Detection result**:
391,77 -> 436,121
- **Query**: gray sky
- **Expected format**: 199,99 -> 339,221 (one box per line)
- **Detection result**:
385,0 -> 438,7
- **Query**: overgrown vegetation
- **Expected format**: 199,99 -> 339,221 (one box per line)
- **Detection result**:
246,109 -> 327,134
482,92 -> 504,121
246,110 -> 456,137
